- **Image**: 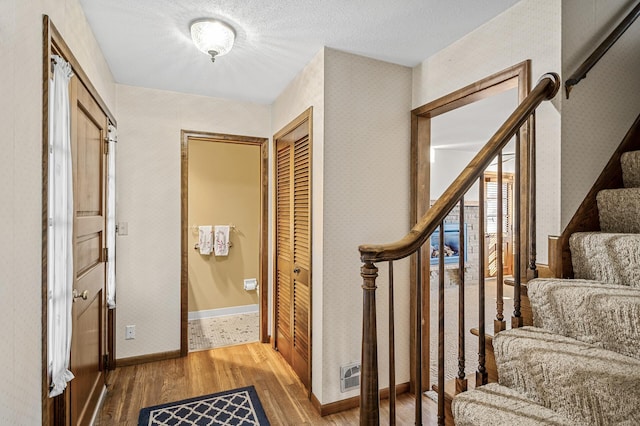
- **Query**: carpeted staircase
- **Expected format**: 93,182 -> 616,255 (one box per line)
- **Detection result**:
452,150 -> 640,425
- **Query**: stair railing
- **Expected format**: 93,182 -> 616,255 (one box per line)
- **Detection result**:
565,2 -> 640,98
358,73 -> 560,425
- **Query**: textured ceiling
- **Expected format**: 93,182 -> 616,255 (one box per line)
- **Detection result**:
79,0 -> 521,104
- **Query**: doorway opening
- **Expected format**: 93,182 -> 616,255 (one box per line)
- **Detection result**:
410,61 -> 531,392
42,16 -> 118,425
180,131 -> 269,355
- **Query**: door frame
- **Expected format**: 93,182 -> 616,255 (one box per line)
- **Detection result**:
271,107 -> 313,394
180,131 -> 270,355
409,60 -> 531,392
42,15 -> 117,426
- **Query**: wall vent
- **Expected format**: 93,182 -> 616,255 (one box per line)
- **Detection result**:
340,362 -> 361,392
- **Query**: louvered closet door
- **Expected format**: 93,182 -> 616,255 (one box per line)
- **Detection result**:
275,140 -> 293,364
291,134 -> 310,390
275,124 -> 311,391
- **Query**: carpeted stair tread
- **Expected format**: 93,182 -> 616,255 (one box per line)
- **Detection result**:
569,232 -> 640,287
621,150 -> 640,188
597,188 -> 640,233
528,278 -> 640,359
452,383 -> 577,426
494,327 -> 640,426
450,149 -> 640,424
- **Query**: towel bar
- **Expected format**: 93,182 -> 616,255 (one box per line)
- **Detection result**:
189,223 -> 237,230
194,242 -> 233,250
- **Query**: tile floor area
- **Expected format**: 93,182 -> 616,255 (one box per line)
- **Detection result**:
188,280 -> 512,376
188,312 -> 259,352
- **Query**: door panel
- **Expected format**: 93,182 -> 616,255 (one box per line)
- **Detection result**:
274,115 -> 311,391
75,105 -> 103,216
70,78 -> 107,426
75,233 -> 101,276
292,278 -> 310,388
275,141 -> 293,362
71,268 -> 104,424
292,134 -> 310,389
486,236 -> 513,276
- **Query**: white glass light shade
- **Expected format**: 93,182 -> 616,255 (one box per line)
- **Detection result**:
190,19 -> 235,62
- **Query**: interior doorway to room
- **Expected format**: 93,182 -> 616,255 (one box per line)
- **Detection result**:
180,132 -> 269,355
427,87 -> 518,389
410,61 -> 531,392
429,92 -> 518,282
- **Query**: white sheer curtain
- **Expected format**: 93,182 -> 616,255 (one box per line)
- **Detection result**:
47,55 -> 75,397
106,124 -> 117,308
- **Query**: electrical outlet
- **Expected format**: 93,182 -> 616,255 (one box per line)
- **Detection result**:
125,325 -> 136,340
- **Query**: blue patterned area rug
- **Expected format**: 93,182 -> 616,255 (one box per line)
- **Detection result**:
138,385 -> 270,425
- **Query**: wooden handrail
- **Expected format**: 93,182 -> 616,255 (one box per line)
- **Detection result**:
565,2 -> 640,99
359,73 -> 560,263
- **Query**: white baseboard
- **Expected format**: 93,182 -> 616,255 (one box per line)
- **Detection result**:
89,385 -> 107,425
188,304 -> 259,321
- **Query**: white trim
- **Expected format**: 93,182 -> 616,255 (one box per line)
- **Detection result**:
89,385 -> 107,426
188,304 -> 259,321
106,124 -> 117,308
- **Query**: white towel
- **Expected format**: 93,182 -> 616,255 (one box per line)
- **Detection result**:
214,225 -> 230,256
198,226 -> 213,255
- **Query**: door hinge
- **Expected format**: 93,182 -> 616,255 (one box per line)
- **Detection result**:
103,354 -> 109,370
104,137 -> 109,155
103,247 -> 108,262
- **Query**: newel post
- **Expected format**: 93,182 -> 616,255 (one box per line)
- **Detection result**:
360,261 -> 380,425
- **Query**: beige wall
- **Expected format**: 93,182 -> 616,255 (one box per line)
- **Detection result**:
412,0 -> 562,264
272,48 -> 413,404
115,84 -> 270,359
187,140 -> 260,312
322,48 -> 412,404
560,0 -> 640,227
0,0 -> 115,422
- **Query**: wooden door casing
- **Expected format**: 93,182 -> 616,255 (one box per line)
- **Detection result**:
410,61 -> 531,391
274,110 -> 312,392
179,131 -> 270,355
70,77 -> 108,426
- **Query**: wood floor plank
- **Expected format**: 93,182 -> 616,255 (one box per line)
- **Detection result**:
96,342 -> 439,425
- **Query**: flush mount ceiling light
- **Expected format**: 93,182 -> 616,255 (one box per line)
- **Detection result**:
190,19 -> 236,63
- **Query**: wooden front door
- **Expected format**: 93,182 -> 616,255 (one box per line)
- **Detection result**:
69,77 -> 108,426
274,111 -> 312,391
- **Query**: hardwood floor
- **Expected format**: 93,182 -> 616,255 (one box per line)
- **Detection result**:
96,342 -> 438,425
